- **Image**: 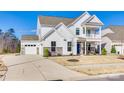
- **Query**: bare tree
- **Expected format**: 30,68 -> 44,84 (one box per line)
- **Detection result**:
0,28 -> 20,53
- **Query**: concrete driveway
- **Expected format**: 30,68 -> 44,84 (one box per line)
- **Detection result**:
1,55 -> 85,81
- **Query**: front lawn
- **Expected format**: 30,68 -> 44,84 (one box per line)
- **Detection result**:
49,55 -> 124,66
49,55 -> 124,75
68,65 -> 124,75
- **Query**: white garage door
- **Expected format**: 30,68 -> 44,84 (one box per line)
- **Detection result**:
25,45 -> 37,55
115,46 -> 124,54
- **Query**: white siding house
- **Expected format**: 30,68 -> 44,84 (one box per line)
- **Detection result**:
102,26 -> 124,55
21,12 -> 104,56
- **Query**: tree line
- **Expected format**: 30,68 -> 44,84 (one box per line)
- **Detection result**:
0,28 -> 20,54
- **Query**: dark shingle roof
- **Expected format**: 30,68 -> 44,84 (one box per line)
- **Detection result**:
105,25 -> 124,42
39,16 -> 75,26
21,35 -> 38,41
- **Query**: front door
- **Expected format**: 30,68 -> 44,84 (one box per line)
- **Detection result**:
88,43 -> 91,51
77,43 -> 80,54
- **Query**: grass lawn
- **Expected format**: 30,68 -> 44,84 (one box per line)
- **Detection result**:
49,55 -> 124,75
49,55 -> 124,66
68,65 -> 124,75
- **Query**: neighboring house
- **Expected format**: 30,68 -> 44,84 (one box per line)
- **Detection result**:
102,25 -> 124,54
21,12 -> 104,56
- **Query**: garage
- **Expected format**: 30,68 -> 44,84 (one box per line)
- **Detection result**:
21,35 -> 39,55
115,45 -> 124,55
24,44 -> 37,55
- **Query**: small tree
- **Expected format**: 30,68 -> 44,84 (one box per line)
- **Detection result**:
102,48 -> 107,55
111,45 -> 116,53
43,48 -> 49,57
16,43 -> 20,53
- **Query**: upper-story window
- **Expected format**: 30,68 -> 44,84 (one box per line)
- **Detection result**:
76,28 -> 80,35
83,27 -> 85,34
87,29 -> 91,34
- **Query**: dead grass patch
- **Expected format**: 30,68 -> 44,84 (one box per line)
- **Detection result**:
49,55 -> 124,76
68,66 -> 124,75
49,55 -> 124,66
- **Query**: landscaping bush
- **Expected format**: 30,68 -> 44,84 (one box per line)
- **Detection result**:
3,48 -> 8,53
43,48 -> 49,57
69,53 -> 73,56
102,48 -> 107,55
16,43 -> 20,53
57,53 -> 62,56
111,45 -> 116,53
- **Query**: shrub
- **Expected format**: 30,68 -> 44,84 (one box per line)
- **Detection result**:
57,53 -> 62,56
69,53 -> 73,56
111,45 -> 116,53
16,43 -> 20,53
3,48 -> 8,53
102,48 -> 107,55
43,48 -> 49,57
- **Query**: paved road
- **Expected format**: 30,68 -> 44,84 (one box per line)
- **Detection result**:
1,55 -> 85,81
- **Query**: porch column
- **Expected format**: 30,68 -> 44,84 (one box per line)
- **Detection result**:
85,26 -> 86,37
81,42 -> 83,54
99,26 -> 101,38
85,41 -> 87,55
99,41 -> 101,55
99,26 -> 102,55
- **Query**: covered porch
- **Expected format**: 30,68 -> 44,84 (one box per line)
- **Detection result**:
76,38 -> 101,55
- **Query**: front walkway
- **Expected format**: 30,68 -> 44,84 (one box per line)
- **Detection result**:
1,55 -> 86,81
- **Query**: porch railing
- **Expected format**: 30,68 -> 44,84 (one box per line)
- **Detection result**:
84,34 -> 101,38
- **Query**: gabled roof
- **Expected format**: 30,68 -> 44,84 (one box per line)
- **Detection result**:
42,23 -> 73,40
21,35 -> 38,41
104,25 -> 124,42
38,16 -> 75,26
38,12 -> 104,40
82,15 -> 104,26
67,11 -> 90,26
38,12 -> 103,27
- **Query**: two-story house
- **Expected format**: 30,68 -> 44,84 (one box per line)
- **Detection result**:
21,12 -> 104,56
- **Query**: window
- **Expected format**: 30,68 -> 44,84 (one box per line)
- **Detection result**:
87,29 -> 91,34
83,27 -> 85,34
76,28 -> 80,35
67,42 -> 72,51
51,41 -> 56,52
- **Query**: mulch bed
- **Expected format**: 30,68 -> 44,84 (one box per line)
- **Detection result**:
118,55 -> 124,60
67,59 -> 79,62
